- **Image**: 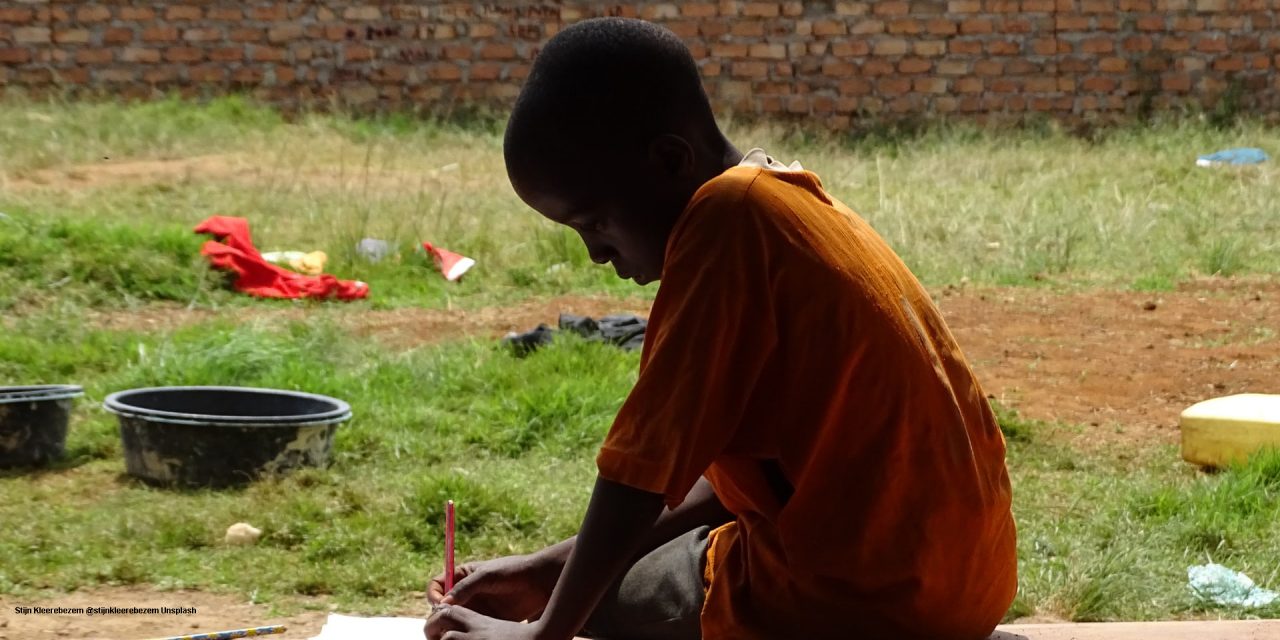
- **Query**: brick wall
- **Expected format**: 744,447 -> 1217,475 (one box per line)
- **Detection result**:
1,1 -> 1277,126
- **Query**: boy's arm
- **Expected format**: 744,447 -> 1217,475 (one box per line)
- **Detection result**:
530,476 -> 666,639
642,475 -> 733,554
534,475 -> 732,569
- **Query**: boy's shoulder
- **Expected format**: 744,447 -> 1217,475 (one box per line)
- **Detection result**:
685,163 -> 832,232
668,167 -> 769,252
689,165 -> 766,211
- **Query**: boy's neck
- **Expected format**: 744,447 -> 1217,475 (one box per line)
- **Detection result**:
720,140 -> 744,171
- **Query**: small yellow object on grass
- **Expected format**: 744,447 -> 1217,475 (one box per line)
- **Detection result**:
1180,393 -> 1280,468
260,250 -> 329,275
290,251 -> 328,275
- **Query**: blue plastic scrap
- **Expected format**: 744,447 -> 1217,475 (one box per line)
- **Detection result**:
1196,147 -> 1269,167
1187,563 -> 1279,608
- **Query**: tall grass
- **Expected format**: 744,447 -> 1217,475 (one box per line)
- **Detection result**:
1,98 -> 1277,314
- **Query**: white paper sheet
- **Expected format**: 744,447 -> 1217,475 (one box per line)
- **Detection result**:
309,613 -> 426,639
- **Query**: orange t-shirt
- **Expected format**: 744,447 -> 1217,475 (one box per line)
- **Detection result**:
596,164 -> 1017,639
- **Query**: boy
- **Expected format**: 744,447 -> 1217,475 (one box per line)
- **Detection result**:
427,18 -> 1016,640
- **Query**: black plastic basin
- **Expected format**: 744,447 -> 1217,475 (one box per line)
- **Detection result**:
104,386 -> 352,488
0,385 -> 83,468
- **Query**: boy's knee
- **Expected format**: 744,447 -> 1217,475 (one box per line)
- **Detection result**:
581,527 -> 709,640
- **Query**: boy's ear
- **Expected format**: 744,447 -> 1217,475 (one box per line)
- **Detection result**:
647,134 -> 695,178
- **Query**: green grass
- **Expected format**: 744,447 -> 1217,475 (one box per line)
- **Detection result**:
1011,442 -> 1280,622
3,315 -> 1279,620
3,97 -> 1280,313
0,95 -> 283,172
0,214 -> 209,309
0,316 -> 621,610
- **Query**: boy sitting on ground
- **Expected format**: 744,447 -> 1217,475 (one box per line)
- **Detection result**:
426,17 -> 1016,640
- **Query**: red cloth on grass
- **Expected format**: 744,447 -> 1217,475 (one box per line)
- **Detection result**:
194,216 -> 368,300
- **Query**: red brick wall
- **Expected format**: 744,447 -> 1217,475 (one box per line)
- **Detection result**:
1,1 -> 1277,126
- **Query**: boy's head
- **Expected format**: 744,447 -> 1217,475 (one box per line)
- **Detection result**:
504,18 -> 729,285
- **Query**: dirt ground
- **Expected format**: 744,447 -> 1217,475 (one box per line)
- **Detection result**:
83,293 -> 655,352
938,278 -> 1279,449
5,154 -> 452,194
0,586 -> 334,640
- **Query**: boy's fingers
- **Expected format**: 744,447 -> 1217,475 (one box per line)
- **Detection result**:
444,570 -> 486,605
424,604 -> 471,639
448,605 -> 482,624
434,605 -> 480,628
430,563 -> 477,605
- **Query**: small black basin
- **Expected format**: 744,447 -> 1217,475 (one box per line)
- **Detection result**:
0,385 -> 83,468
104,386 -> 352,488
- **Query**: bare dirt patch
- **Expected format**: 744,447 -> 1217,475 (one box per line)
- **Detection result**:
81,281 -> 1279,448
0,586 -> 334,640
5,155 -> 249,192
83,294 -> 652,345
940,279 -> 1279,449
345,294 -> 652,348
4,154 -> 445,194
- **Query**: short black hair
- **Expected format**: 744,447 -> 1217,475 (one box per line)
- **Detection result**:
504,18 -> 719,174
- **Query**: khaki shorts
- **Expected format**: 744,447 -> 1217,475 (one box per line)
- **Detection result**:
580,526 -> 711,640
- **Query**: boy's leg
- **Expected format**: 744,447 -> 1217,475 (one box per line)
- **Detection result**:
579,526 -> 710,640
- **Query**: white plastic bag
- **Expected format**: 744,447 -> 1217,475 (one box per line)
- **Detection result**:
1187,563 -> 1278,608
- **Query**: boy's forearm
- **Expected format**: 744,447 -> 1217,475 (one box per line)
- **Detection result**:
639,475 -> 733,555
535,476 -> 733,568
534,477 -> 666,640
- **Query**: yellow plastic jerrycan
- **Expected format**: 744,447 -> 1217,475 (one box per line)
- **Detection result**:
1180,394 -> 1280,468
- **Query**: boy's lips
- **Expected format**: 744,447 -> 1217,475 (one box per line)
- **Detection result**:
611,262 -> 650,283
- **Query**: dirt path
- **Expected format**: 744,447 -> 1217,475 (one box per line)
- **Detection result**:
4,154 -> 453,194
83,294 -> 654,344
81,280 -> 1280,448
4,155 -> 247,192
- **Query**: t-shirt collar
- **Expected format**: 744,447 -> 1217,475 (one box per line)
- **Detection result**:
738,148 -> 804,172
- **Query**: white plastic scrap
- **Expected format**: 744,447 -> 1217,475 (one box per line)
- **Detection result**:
224,522 -> 262,546
1187,563 -> 1279,608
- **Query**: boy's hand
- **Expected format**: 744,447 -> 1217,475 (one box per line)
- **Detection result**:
426,554 -> 559,623
425,605 -> 553,640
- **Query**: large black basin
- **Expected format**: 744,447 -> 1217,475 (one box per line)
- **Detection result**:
0,385 -> 83,468
104,386 -> 352,488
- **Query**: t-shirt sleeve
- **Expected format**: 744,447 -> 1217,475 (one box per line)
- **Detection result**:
596,172 -> 779,509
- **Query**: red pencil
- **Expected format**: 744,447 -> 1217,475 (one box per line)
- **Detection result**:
444,500 -> 456,593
